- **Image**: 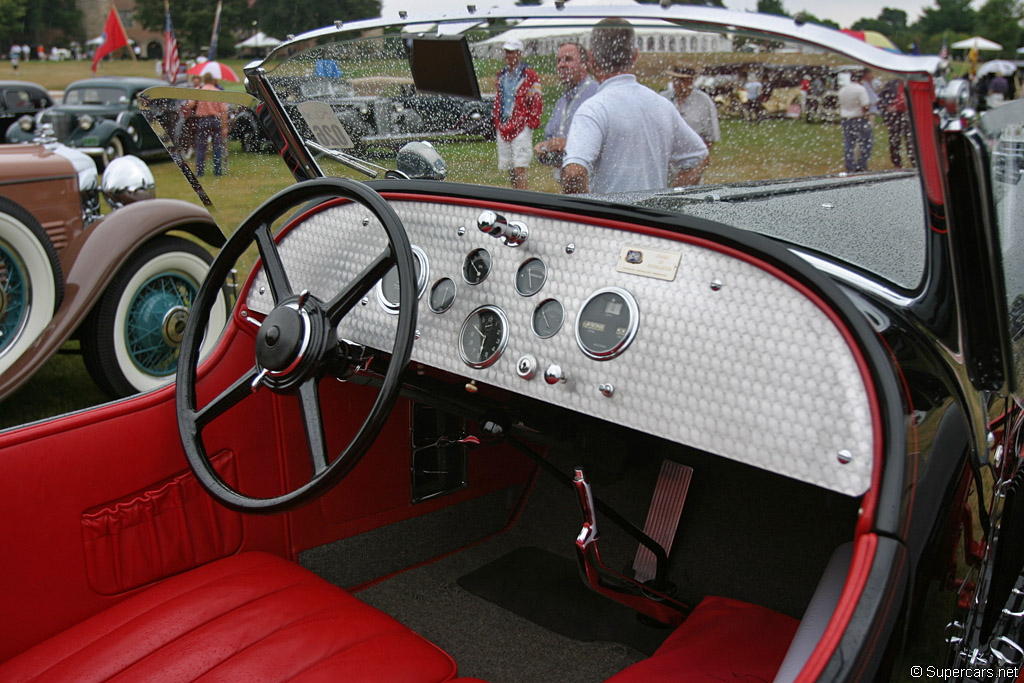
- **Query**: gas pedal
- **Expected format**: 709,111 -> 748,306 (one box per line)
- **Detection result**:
632,460 -> 693,583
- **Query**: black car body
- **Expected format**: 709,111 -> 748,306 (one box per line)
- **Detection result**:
6,76 -> 167,166
1,6 -> 1023,683
0,80 -> 52,136
229,75 -> 494,153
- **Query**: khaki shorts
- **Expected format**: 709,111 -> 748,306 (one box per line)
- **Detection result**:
497,127 -> 534,170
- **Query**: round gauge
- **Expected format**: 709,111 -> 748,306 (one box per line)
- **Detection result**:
459,305 -> 509,368
532,299 -> 564,339
377,245 -> 428,313
575,287 -> 639,360
515,258 -> 547,297
429,277 -> 457,313
463,248 -> 492,285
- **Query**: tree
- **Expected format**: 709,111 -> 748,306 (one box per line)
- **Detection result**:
21,0 -> 81,45
975,0 -> 1023,58
794,12 -> 839,30
134,0 -> 381,56
756,0 -> 789,17
913,0 -> 977,36
0,0 -> 26,47
851,7 -> 911,50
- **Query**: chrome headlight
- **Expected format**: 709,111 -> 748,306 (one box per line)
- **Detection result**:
78,114 -> 94,130
101,155 -> 155,208
18,115 -> 33,131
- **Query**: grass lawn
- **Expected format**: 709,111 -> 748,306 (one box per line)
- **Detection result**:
0,62 -> 902,429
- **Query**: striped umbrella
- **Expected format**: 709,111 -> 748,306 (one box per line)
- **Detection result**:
186,60 -> 239,82
840,30 -> 902,54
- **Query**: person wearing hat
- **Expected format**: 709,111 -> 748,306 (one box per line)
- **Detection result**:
661,64 -> 720,154
493,37 -> 543,190
561,18 -> 707,194
534,42 -> 598,177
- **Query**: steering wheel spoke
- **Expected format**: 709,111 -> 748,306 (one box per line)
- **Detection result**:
194,365 -> 262,429
297,379 -> 330,476
177,177 -> 417,513
254,222 -> 293,304
326,246 -> 394,324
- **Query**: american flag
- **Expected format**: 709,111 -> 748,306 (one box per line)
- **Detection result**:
938,39 -> 948,60
162,6 -> 179,83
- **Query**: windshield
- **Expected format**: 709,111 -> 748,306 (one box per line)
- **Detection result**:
64,87 -> 130,106
143,12 -> 934,289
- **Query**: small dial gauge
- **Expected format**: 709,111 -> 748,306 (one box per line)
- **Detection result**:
429,277 -> 457,313
532,299 -> 564,339
575,287 -> 639,360
515,258 -> 547,297
377,245 -> 428,314
463,248 -> 492,285
459,305 -> 509,368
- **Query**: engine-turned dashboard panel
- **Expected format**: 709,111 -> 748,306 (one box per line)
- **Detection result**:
244,197 -> 875,496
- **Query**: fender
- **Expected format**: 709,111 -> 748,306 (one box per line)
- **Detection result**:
0,199 -> 224,402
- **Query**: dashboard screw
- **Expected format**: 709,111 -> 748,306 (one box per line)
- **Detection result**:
566,243 -> 575,254
457,225 -> 466,236
710,279 -> 723,291
837,449 -> 853,464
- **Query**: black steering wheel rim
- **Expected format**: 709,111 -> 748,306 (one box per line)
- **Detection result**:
176,177 -> 417,513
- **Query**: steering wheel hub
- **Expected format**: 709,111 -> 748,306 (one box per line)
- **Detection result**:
256,303 -> 307,371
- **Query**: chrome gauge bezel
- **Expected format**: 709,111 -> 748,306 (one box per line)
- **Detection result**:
531,298 -> 564,339
428,277 -> 457,313
462,247 -> 492,285
458,304 -> 509,369
574,286 -> 639,360
515,257 -> 547,297
376,244 -> 428,314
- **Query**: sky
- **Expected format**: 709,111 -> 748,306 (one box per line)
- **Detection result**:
378,0 -> 955,31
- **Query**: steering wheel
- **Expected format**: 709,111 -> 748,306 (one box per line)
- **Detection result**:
176,178 -> 417,513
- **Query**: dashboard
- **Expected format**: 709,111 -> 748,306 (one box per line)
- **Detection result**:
243,195 -> 875,497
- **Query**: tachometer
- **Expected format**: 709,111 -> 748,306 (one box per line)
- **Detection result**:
532,299 -> 564,339
459,305 -> 508,368
575,287 -> 639,360
429,277 -> 457,313
515,257 -> 547,297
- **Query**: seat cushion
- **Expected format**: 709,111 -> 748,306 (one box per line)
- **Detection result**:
0,551 -> 457,683
605,595 -> 799,683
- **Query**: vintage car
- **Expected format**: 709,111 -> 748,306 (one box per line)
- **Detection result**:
1,6 -> 1023,683
228,74 -> 495,154
5,76 -> 168,167
0,139 -> 228,400
0,80 -> 53,137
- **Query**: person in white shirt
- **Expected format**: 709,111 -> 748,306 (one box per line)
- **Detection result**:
561,18 -> 707,194
838,69 -> 873,172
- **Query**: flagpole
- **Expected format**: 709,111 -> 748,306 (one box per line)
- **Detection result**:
111,2 -> 138,62
208,0 -> 223,61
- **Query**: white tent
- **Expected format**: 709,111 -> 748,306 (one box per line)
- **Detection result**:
951,36 -> 1003,51
235,31 -> 282,49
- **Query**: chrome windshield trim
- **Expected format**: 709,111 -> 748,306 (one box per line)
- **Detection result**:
791,250 -> 916,308
251,5 -> 939,79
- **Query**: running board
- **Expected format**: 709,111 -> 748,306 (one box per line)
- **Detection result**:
632,460 -> 693,584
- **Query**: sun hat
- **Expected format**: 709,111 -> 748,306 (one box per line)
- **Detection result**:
502,38 -> 524,52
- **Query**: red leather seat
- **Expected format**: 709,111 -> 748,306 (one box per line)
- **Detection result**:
605,595 -> 799,683
0,551 -> 457,683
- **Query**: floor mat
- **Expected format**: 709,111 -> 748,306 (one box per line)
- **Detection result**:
456,546 -> 672,655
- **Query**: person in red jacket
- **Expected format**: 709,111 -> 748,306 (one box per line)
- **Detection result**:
493,38 -> 542,190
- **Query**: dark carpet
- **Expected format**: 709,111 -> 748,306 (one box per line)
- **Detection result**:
457,546 -> 670,655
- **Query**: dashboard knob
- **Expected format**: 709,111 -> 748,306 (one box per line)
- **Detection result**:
477,210 -> 508,236
516,354 -> 537,380
544,363 -> 566,385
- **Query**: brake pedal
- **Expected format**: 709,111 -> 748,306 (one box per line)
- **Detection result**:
632,460 -> 693,583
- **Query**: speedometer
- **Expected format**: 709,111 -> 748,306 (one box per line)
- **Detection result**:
575,287 -> 639,360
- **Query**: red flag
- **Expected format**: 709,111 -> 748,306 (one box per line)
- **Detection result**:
91,6 -> 130,74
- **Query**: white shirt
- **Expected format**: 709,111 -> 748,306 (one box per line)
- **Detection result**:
838,83 -> 870,119
661,87 -> 720,146
563,74 -> 707,194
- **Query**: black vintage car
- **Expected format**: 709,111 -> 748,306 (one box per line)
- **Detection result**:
229,74 -> 494,154
6,76 -> 167,166
2,6 -> 1024,683
0,80 -> 52,136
